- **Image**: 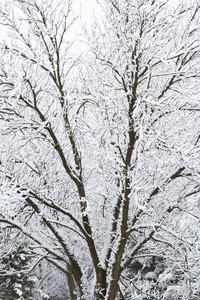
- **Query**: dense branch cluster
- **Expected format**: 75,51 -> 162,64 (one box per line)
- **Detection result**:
0,0 -> 200,299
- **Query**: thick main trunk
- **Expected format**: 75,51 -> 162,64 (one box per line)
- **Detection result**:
106,253 -> 124,300
66,272 -> 78,300
95,268 -> 107,300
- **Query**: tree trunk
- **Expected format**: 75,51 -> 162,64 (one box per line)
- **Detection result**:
66,271 -> 78,300
95,268 -> 107,300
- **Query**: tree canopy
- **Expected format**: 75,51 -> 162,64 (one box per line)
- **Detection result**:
0,0 -> 200,299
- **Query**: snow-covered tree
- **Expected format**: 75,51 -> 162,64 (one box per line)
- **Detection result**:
0,243 -> 37,300
0,0 -> 200,299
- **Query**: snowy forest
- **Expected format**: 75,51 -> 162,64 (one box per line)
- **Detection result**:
0,0 -> 200,299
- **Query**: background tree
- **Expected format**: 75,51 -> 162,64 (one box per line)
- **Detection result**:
0,242 -> 37,300
0,0 -> 200,299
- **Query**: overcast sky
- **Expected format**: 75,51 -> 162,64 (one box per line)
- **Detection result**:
73,0 -> 101,22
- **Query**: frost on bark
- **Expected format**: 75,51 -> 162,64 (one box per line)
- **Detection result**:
0,0 -> 200,299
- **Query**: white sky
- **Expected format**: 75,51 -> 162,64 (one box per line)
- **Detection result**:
70,0 -> 103,53
73,0 -> 101,22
